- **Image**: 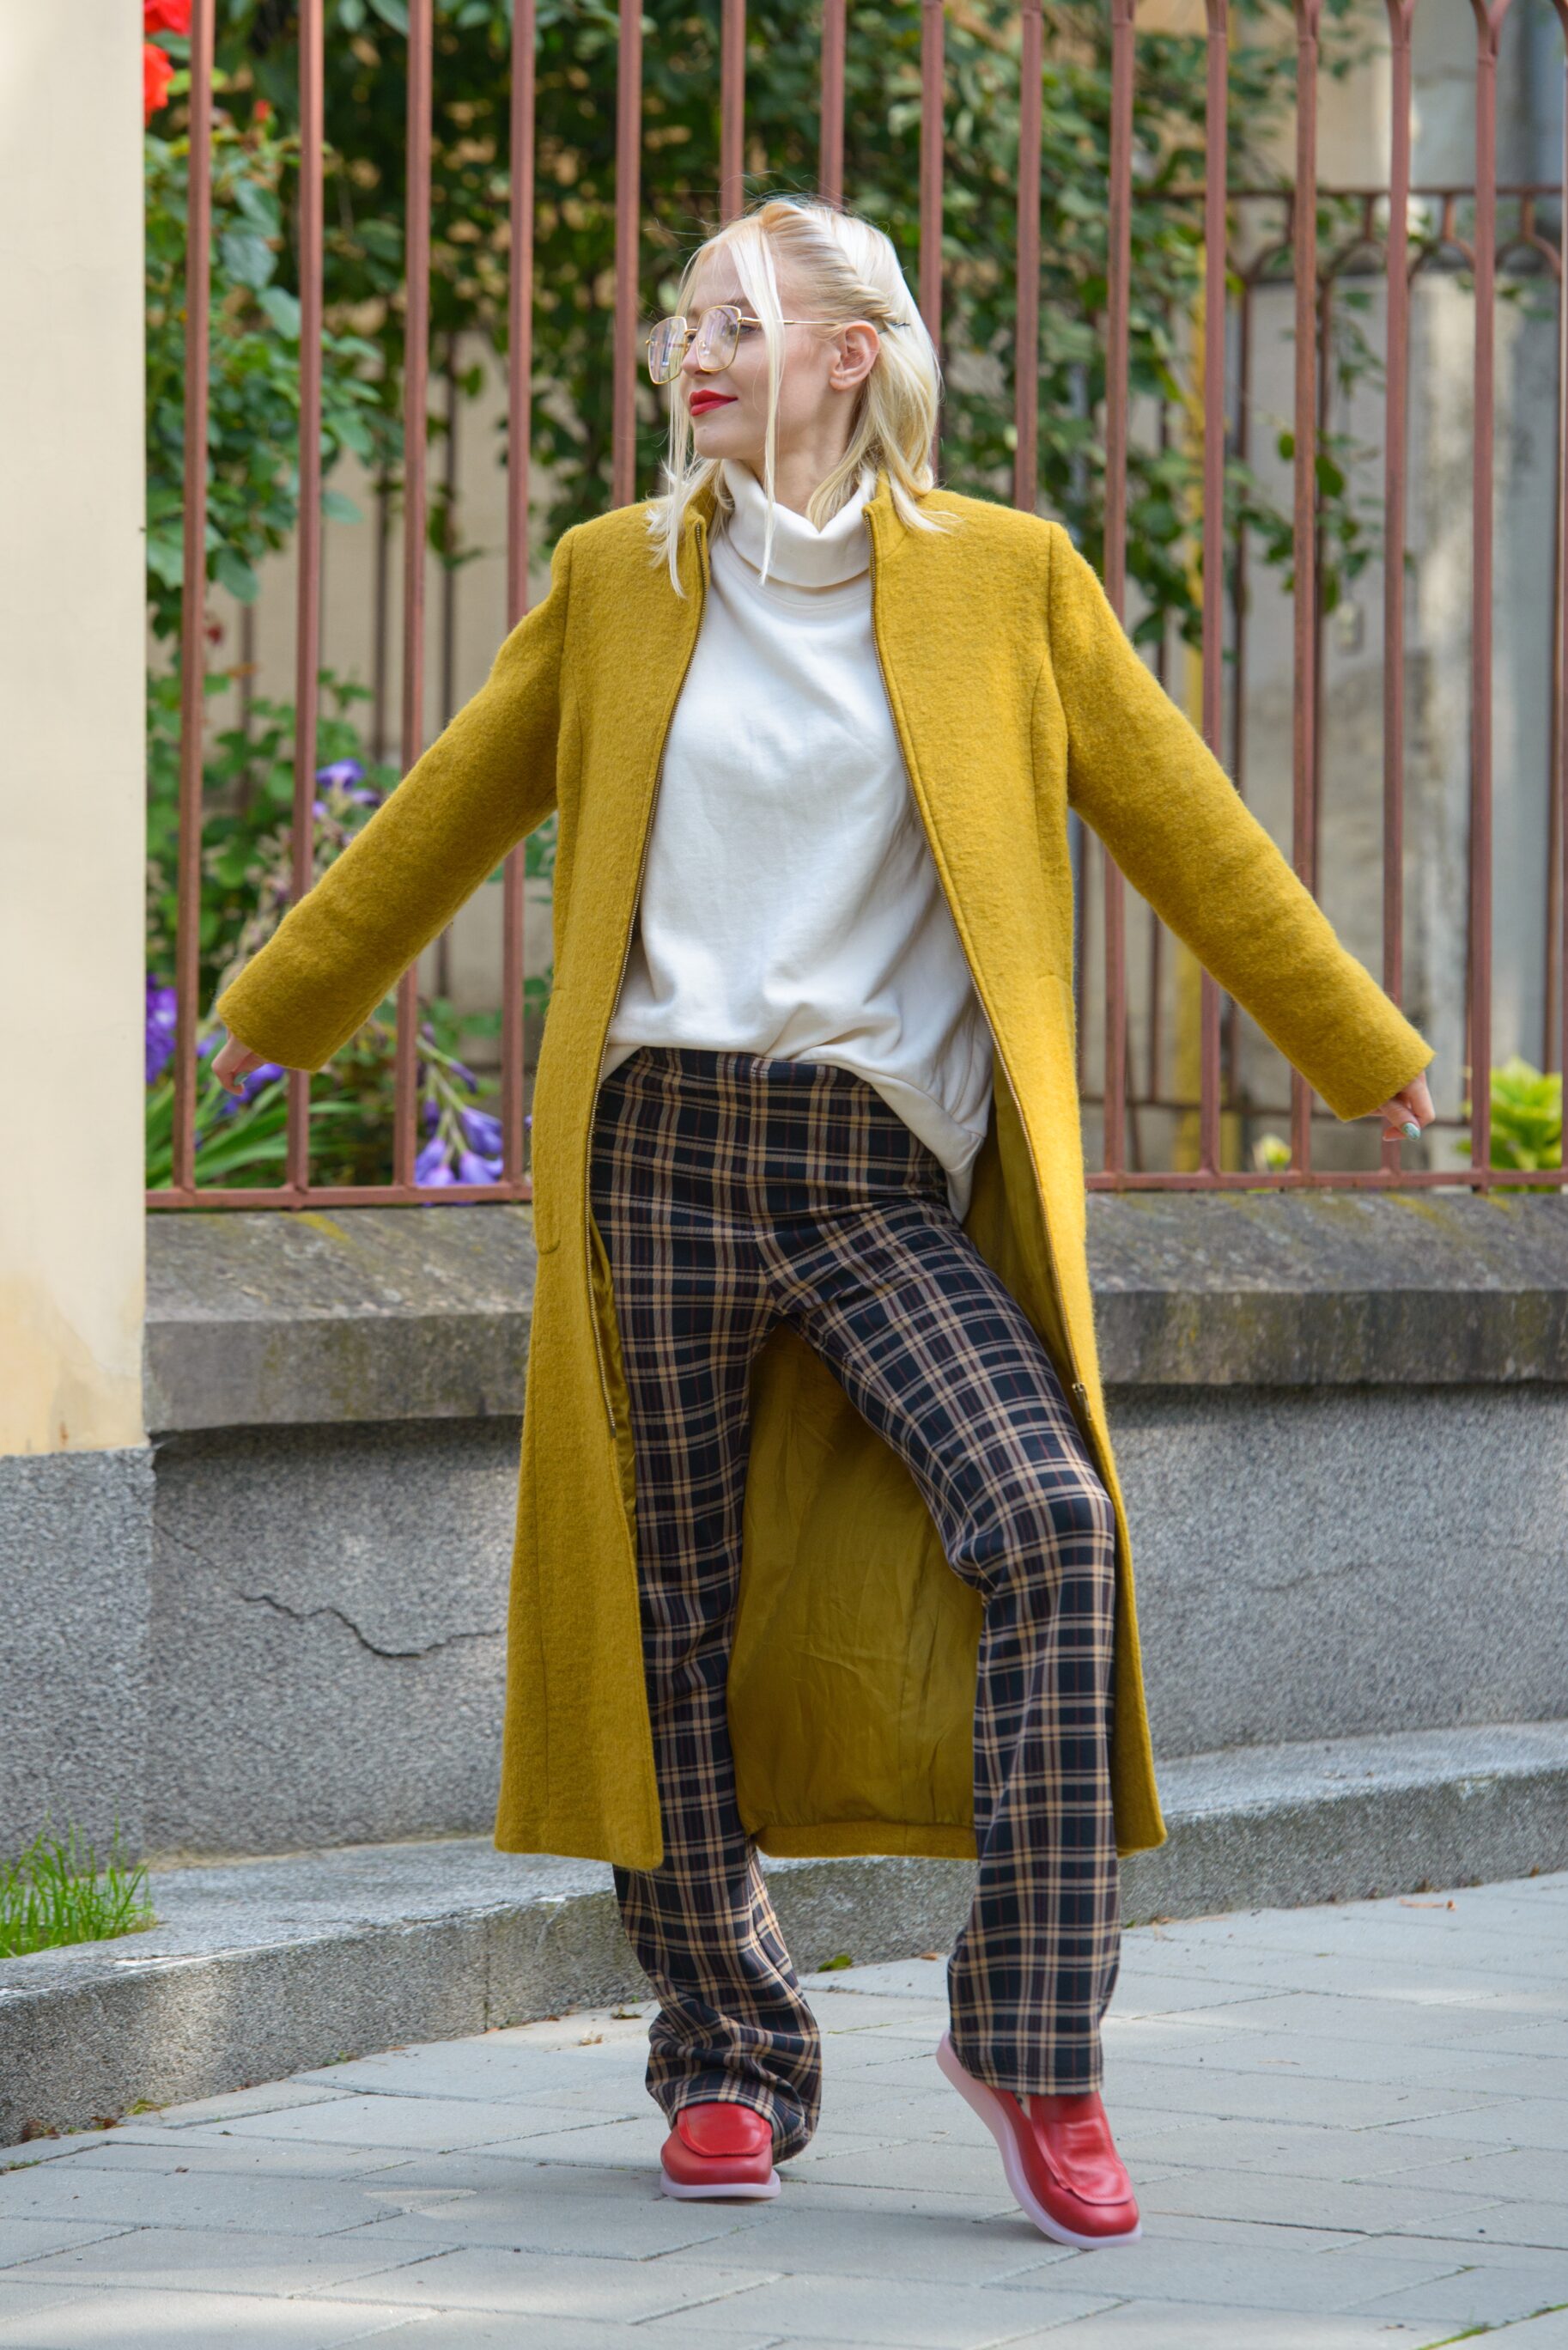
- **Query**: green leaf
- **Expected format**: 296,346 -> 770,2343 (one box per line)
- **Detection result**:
258,286 -> 301,341
214,545 -> 260,603
219,228 -> 276,291
367,0 -> 409,28
323,489 -> 363,524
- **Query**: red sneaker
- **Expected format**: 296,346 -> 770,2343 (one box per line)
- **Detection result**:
659,2102 -> 781,2202
936,2030 -> 1140,2248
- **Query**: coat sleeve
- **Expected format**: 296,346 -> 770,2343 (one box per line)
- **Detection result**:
1042,521 -> 1433,1123
213,523 -> 577,1072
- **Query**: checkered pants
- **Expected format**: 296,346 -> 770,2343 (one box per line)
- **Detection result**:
588,1045 -> 1121,2161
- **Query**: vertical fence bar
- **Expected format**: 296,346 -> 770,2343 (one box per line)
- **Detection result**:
1382,0 -> 1415,1177
1288,0 -> 1322,1176
393,0 -> 434,1190
1101,0 -> 1135,1179
502,0 -> 538,1191
286,0 -> 325,1197
1558,10 -> 1568,1095
1197,0 -> 1229,1176
819,0 -> 846,210
611,0 -> 643,511
1468,0 -> 1510,1186
720,0 -> 746,222
171,0 -> 216,1199
1014,3 -> 1043,516
919,0 -> 945,480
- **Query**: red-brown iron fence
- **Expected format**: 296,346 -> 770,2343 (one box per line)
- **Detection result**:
149,0 -> 1568,1208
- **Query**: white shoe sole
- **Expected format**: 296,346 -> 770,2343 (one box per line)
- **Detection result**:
659,2170 -> 781,2201
935,2031 -> 1141,2249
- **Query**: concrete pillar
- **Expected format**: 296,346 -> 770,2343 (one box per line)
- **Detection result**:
0,9 -> 153,1853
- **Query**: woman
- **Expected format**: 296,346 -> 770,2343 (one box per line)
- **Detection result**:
213,195 -> 1436,2245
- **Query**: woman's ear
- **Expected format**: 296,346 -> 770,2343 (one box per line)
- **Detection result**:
830,321 -> 881,393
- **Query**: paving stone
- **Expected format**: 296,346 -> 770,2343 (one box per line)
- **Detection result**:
654,2201 -> 1086,2285
1380,2146 -> 1568,2200
0,2287 -> 441,2346
0,2165 -> 443,2241
150,2083 -> 352,2128
1383,2200 -> 1568,2250
313,2242 -> 780,2323
665,2269 -> 1120,2345
12,2224 -> 428,2298
1124,2117 -> 1488,2183
0,2220 -> 140,2266
1027,2234 -> 1470,2315
1028,2301 -> 1456,2347
1368,2097 -> 1568,2151
188,2092 -> 592,2153
1346,2251 -> 1568,2328
331,2184 -> 771,2262
1140,2162 -> 1504,2236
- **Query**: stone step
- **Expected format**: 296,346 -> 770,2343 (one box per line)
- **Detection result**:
3,1719 -> 1565,2150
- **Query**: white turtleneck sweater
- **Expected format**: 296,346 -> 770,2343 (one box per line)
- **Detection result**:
599,455 -> 994,1222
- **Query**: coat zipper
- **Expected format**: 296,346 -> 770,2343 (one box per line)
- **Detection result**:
584,510 -> 714,1429
864,506 -> 1092,1425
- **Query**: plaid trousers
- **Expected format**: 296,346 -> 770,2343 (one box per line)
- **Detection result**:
588,1044 -> 1121,2162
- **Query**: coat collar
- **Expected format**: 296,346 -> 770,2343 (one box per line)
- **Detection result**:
681,461 -> 912,577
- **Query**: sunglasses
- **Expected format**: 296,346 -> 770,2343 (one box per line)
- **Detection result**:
645,301 -> 905,387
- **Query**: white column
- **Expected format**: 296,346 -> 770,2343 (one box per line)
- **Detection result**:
0,7 -> 147,1453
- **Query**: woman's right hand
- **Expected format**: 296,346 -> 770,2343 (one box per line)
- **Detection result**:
212,1030 -> 270,1099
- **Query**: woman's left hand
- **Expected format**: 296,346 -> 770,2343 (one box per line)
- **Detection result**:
1370,1068 -> 1435,1143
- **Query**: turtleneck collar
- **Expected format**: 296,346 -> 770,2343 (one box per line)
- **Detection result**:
718,457 -> 875,589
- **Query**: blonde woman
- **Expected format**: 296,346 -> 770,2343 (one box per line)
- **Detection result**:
214,194 -> 1435,2243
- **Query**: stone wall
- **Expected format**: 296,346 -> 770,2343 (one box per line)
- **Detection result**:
16,1192 -> 1550,1863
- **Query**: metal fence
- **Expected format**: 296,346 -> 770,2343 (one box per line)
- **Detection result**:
150,0 -> 1568,1208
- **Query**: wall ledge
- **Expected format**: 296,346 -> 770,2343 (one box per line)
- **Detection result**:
143,1190 -> 1568,1435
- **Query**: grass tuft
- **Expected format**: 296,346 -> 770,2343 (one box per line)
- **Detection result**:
0,1825 -> 156,1958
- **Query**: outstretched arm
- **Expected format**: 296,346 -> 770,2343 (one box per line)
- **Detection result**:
212,523 -> 577,1075
1042,522 -> 1435,1130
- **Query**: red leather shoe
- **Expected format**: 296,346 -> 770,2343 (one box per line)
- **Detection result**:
936,2030 -> 1140,2247
659,2102 -> 781,2202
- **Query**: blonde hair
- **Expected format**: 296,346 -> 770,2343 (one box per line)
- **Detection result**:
643,193 -> 962,593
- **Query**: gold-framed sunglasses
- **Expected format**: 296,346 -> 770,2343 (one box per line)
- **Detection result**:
645,301 -> 902,387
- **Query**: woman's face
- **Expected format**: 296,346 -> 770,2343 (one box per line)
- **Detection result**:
672,263 -> 879,472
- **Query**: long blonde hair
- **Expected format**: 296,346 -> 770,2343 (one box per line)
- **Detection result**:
643,194 -> 962,594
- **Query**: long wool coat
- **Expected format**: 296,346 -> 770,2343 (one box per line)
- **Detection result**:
216,465 -> 1435,1872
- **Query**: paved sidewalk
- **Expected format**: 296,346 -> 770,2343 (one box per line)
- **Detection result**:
0,1872 -> 1565,2348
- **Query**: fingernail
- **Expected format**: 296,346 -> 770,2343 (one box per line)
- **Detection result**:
1401,1120 -> 1420,1139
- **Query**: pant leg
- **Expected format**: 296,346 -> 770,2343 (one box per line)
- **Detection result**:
589,1048 -> 823,2158
756,1075 -> 1121,2097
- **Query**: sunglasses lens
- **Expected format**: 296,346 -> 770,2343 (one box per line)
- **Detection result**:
694,307 -> 738,369
647,316 -> 685,383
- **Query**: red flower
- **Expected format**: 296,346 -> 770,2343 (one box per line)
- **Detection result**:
143,39 -> 174,124
253,98 -> 272,124
144,0 -> 191,33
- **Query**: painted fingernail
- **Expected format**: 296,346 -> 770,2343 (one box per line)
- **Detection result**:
1401,1120 -> 1420,1139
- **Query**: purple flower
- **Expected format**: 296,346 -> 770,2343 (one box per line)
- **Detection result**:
415,1136 -> 455,1186
457,1148 -> 503,1186
459,1105 -> 503,1157
315,758 -> 365,789
145,978 -> 178,1086
197,1031 -> 220,1058
423,1097 -> 440,1131
451,1058 -> 477,1091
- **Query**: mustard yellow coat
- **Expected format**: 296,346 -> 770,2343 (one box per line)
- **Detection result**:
216,466 -> 1435,1872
